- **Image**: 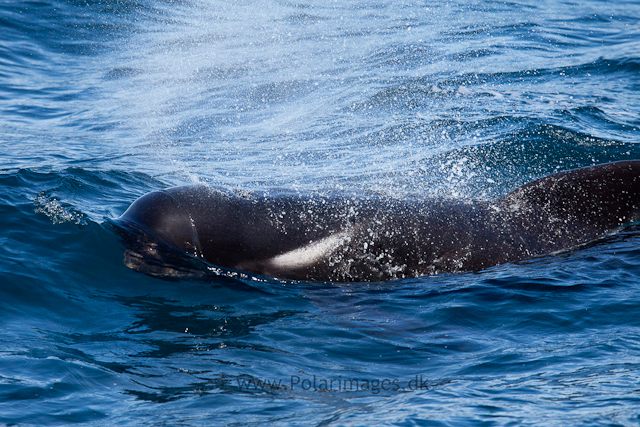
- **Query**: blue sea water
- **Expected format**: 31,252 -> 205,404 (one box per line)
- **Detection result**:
2,0 -> 640,425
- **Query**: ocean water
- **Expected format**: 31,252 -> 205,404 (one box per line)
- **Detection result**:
2,0 -> 640,425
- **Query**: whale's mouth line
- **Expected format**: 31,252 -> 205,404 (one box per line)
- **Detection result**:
110,220 -> 193,277
109,217 -> 220,282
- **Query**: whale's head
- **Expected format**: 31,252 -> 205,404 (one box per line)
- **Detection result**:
112,190 -> 203,278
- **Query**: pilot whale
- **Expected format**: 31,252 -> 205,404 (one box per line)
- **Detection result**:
114,161 -> 640,282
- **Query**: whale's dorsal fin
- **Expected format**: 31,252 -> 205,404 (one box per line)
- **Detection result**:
499,160 -> 640,228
